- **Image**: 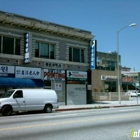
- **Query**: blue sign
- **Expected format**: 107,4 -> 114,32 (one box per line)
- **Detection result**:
90,40 -> 95,70
24,33 -> 30,63
0,65 -> 15,77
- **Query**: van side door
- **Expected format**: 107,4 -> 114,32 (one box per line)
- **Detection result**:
13,90 -> 26,111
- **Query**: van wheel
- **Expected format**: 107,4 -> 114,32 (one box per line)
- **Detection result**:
2,106 -> 12,116
44,105 -> 52,113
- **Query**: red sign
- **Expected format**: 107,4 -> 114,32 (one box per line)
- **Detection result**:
44,69 -> 65,81
122,77 -> 133,82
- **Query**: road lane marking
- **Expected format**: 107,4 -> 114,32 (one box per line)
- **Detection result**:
43,114 -> 77,118
0,113 -> 140,132
120,109 -> 138,112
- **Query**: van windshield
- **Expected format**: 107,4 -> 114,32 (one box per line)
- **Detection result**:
0,90 -> 15,98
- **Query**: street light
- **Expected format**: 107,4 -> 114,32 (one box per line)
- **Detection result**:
117,23 -> 136,104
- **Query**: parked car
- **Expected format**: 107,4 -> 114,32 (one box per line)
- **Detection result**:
125,90 -> 140,97
0,89 -> 59,116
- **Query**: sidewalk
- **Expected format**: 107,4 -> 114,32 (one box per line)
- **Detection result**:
56,100 -> 140,111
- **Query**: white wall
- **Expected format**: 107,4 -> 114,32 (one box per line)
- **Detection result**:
67,84 -> 86,105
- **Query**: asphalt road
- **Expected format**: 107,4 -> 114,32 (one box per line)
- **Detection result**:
0,106 -> 140,140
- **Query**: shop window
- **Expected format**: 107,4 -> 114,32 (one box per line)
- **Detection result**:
40,43 -> 49,58
104,81 -> 116,92
44,80 -> 51,89
69,47 -> 85,63
35,42 -> 55,59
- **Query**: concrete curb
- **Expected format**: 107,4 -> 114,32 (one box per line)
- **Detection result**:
56,107 -> 92,111
56,104 -> 140,111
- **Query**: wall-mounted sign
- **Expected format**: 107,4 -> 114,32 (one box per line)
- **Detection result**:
44,69 -> 65,81
90,40 -> 96,70
87,85 -> 92,90
136,83 -> 139,86
122,77 -> 133,82
67,70 -> 87,81
45,63 -> 63,68
101,75 -> 117,81
16,66 -> 41,79
24,33 -> 30,63
0,65 -> 14,77
55,83 -> 62,90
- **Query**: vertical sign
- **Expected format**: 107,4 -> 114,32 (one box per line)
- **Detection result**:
24,33 -> 30,63
90,40 -> 96,69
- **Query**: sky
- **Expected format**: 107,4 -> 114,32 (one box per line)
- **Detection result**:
0,0 -> 139,71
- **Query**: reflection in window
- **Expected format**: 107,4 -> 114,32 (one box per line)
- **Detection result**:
35,42 -> 55,59
96,52 -> 118,71
1,36 -> 21,55
69,47 -> 84,63
96,59 -> 117,71
40,43 -> 49,58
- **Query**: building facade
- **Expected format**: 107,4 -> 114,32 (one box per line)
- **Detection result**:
0,11 -> 94,104
122,67 -> 140,91
92,51 -> 121,93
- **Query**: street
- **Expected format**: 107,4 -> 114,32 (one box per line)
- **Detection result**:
0,106 -> 140,140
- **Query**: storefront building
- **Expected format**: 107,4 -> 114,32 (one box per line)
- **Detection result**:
91,51 -> 121,94
122,68 -> 140,91
44,69 -> 65,102
0,11 -> 94,104
0,65 -> 44,95
66,70 -> 87,105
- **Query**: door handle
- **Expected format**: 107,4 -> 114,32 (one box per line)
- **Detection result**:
23,101 -> 25,103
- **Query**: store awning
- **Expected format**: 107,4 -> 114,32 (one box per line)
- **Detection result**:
0,78 -> 44,88
31,79 -> 44,87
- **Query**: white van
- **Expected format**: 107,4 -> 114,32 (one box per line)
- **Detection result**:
0,89 -> 59,116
